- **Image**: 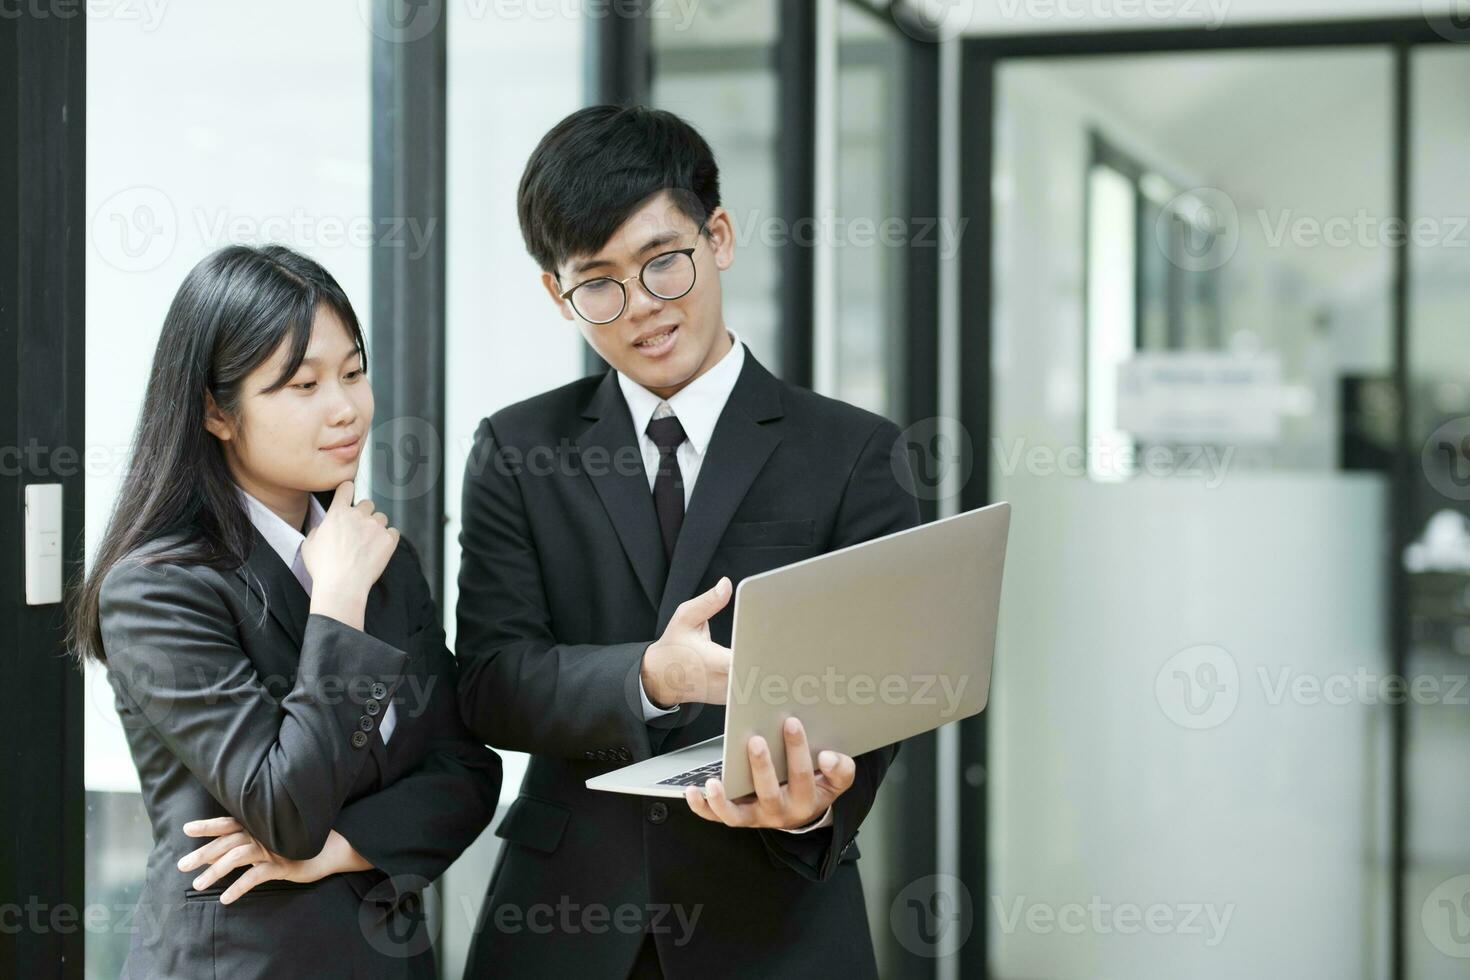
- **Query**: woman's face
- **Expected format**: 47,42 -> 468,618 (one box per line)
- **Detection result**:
206,306 -> 373,505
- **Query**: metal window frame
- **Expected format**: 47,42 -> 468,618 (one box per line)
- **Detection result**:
581,0 -> 652,378
827,3 -> 945,977
778,0 -> 819,388
370,0 -> 449,601
959,16 -> 1452,979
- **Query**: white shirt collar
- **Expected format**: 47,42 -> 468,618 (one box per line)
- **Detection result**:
237,487 -> 326,569
616,328 -> 745,455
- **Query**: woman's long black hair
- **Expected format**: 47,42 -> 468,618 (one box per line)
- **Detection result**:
68,244 -> 367,664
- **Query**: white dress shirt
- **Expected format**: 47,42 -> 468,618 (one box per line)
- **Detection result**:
238,487 -> 397,743
616,330 -> 832,833
617,328 -> 747,509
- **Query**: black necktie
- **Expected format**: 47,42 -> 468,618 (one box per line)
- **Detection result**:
645,413 -> 687,563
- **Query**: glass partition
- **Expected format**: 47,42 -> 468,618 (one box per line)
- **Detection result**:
989,48 -> 1397,978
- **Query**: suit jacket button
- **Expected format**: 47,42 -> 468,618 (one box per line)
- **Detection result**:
359,715 -> 375,732
648,802 -> 668,825
364,698 -> 381,716
351,730 -> 369,749
618,748 -> 631,761
370,682 -> 389,700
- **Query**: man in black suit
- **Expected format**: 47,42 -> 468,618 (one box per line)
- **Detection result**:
457,105 -> 919,979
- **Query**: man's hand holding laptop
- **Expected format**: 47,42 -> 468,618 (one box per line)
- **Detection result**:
640,576 -> 857,830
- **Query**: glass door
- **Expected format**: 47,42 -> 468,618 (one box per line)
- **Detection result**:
987,47 -> 1399,978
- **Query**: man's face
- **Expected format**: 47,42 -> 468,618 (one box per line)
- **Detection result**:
543,190 -> 735,398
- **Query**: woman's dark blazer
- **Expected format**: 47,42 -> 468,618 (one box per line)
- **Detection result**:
97,520 -> 502,980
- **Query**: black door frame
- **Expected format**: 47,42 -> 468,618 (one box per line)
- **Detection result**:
0,7 -> 87,979
959,15 -> 1454,980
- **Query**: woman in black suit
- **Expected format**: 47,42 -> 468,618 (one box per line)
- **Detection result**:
69,244 -> 501,978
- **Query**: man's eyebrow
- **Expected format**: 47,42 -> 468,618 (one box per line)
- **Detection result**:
569,230 -> 684,276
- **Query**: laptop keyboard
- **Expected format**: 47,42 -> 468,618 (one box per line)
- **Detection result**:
656,761 -> 724,787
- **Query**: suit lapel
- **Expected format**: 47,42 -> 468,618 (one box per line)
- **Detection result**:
576,371 -> 669,611
655,355 -> 785,633
235,528 -> 310,649
235,519 -> 404,773
233,521 -> 401,659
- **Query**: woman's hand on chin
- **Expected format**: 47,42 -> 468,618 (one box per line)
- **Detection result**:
301,480 -> 401,630
177,816 -> 373,905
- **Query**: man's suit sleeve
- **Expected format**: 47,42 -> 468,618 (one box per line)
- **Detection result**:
332,544 -> 503,908
455,416 -> 659,762
758,418 -> 920,882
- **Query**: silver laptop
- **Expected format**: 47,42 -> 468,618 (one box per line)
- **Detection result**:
586,501 -> 1010,801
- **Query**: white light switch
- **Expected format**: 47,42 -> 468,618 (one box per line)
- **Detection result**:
25,483 -> 63,605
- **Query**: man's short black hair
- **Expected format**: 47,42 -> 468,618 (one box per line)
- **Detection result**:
517,104 -> 722,275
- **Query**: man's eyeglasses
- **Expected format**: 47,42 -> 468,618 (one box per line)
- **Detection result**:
558,227 -> 704,325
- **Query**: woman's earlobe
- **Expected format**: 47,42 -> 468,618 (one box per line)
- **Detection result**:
201,392 -> 233,442
203,417 -> 232,442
